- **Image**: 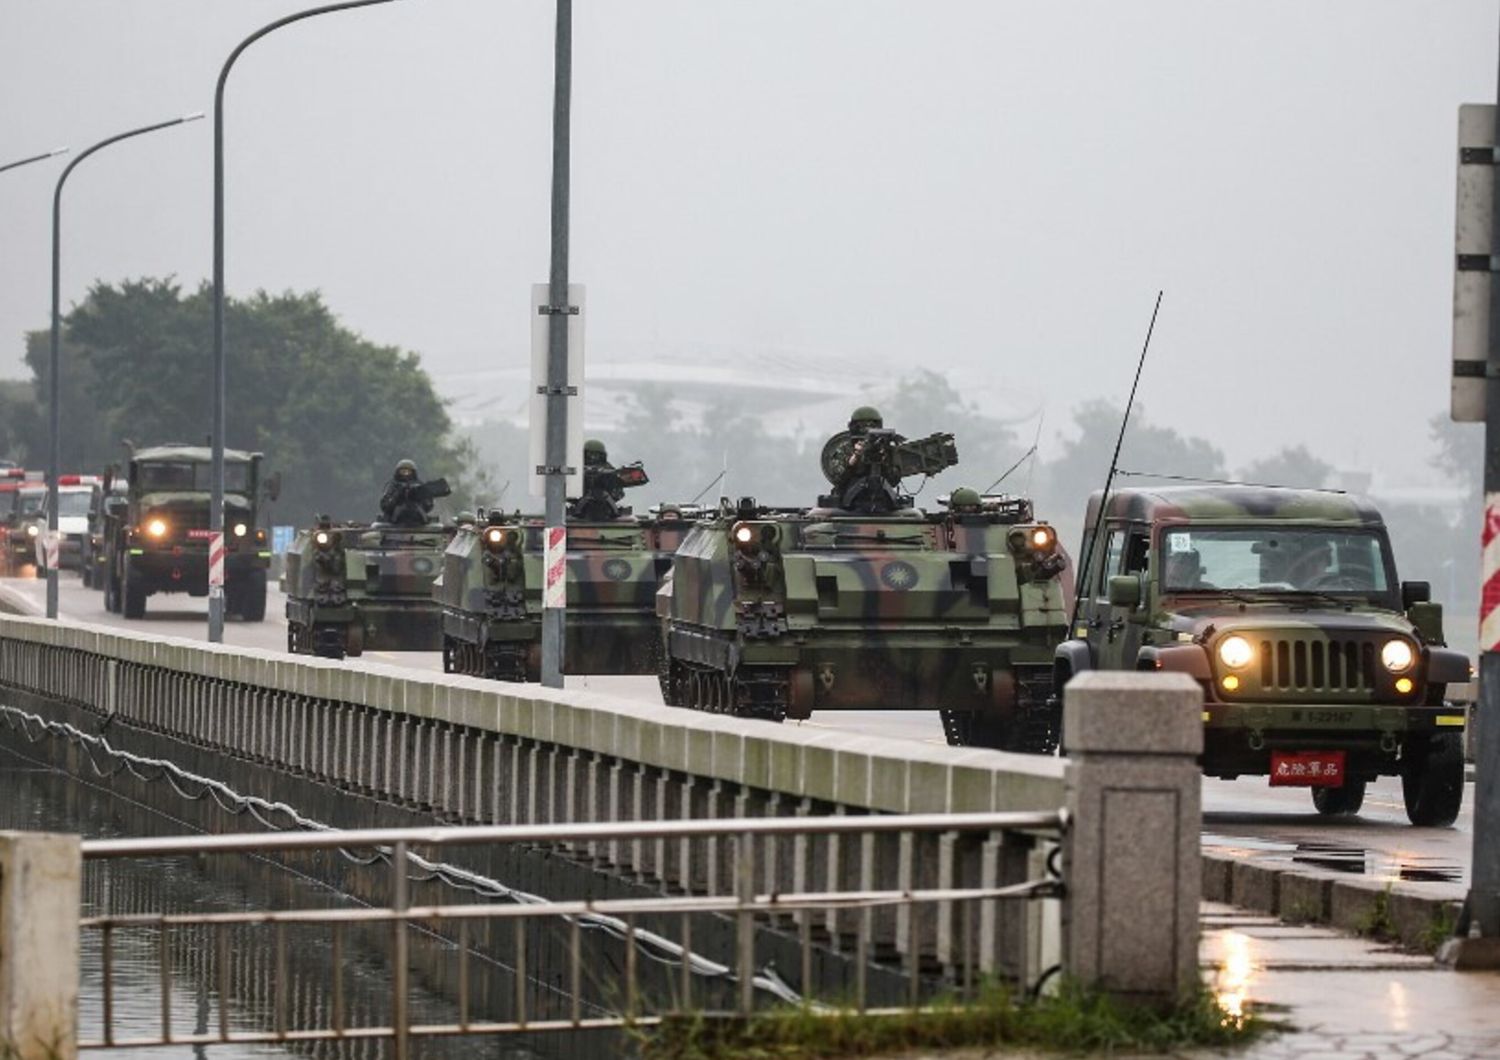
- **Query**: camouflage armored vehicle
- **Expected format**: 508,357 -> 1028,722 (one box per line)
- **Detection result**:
285,464 -> 453,659
101,445 -> 274,620
435,443 -> 696,680
656,408 -> 1072,751
1055,485 -> 1470,826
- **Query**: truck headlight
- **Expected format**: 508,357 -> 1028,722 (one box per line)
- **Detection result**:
146,519 -> 168,539
25,524 -> 38,538
233,522 -> 248,537
1218,635 -> 1253,670
1381,639 -> 1414,674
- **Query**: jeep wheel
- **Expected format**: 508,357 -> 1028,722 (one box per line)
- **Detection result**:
1402,733 -> 1464,827
1312,780 -> 1367,816
122,563 -> 147,619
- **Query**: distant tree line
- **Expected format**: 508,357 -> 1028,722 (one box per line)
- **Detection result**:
0,278 -> 485,524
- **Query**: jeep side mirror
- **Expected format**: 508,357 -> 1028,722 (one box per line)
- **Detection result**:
1108,575 -> 1142,609
1401,581 -> 1431,610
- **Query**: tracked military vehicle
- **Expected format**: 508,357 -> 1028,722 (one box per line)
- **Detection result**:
435,443 -> 697,681
656,408 -> 1072,752
1056,485 -> 1471,826
284,467 -> 453,659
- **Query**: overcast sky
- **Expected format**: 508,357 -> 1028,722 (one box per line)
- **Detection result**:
0,1 -> 1494,483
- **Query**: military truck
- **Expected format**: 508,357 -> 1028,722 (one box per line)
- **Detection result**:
284,519 -> 454,658
3,483 -> 46,571
435,446 -> 696,681
656,409 -> 1072,751
1054,485 -> 1470,826
81,477 -> 128,589
101,445 -> 274,620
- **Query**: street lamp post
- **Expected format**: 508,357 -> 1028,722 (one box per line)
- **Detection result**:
0,148 -> 69,176
47,115 -> 203,622
209,0 -> 402,644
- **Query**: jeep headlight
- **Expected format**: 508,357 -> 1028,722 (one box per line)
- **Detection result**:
1218,635 -> 1253,670
1381,639 -> 1414,674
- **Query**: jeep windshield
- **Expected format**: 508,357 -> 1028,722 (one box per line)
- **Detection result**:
136,461 -> 250,494
1160,527 -> 1393,601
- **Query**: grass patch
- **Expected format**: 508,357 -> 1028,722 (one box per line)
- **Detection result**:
636,981 -> 1272,1059
1420,905 -> 1459,955
1353,886 -> 1395,940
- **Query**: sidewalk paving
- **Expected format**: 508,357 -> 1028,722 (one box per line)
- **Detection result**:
1199,903 -> 1500,1058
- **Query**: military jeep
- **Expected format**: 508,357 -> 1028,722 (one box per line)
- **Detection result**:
1054,486 -> 1470,826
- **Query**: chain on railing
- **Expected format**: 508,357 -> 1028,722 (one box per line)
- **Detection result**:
76,814 -> 1065,1051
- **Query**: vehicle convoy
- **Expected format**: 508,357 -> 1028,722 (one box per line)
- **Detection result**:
81,477 -> 128,589
284,461 -> 454,659
38,476 -> 99,573
101,444 -> 275,620
1054,485 -> 1471,826
656,408 -> 1072,752
435,441 -> 695,681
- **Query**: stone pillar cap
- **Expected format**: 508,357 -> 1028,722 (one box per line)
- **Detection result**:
1063,671 -> 1203,756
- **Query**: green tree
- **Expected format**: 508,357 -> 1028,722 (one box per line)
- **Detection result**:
14,278 -> 479,524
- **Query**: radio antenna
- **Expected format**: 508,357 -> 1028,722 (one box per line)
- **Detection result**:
985,408 -> 1047,494
1070,291 -> 1163,628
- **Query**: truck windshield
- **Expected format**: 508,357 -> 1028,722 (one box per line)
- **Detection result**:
136,461 -> 250,493
1161,527 -> 1392,596
53,493 -> 91,517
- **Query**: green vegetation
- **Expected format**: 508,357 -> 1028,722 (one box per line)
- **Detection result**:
5,277 -> 486,522
636,982 -> 1271,1060
1352,886 -> 1396,940
1420,904 -> 1459,955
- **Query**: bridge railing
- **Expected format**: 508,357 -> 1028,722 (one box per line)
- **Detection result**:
71,812 -> 1064,1053
0,612 -> 1204,1060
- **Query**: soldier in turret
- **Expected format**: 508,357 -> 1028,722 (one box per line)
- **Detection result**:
570,440 -> 650,521
818,407 -> 957,514
380,459 -> 436,527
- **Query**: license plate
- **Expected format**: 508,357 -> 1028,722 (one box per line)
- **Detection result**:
1270,751 -> 1346,787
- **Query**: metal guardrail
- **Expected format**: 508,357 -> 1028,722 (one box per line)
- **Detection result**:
76,813 -> 1065,1054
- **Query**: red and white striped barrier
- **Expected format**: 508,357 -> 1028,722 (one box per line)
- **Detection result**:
544,525 -> 566,609
208,532 -> 225,589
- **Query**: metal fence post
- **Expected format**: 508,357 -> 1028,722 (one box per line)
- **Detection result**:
1061,672 -> 1202,1008
0,831 -> 82,1060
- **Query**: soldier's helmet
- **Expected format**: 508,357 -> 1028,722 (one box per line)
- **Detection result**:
848,406 -> 883,432
394,459 -> 418,480
949,487 -> 982,512
583,439 -> 608,467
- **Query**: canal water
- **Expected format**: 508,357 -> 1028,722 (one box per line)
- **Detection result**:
0,742 -> 551,1060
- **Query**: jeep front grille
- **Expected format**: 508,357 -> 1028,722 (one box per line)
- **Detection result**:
1256,637 -> 1377,695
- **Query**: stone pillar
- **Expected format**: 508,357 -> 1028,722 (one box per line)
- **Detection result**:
0,831 -> 80,1060
1062,671 -> 1202,1008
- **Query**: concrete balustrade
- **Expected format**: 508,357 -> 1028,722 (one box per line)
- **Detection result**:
0,614 -> 1204,1040
0,831 -> 81,1060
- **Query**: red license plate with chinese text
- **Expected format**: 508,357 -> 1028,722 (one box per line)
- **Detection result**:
1269,751 -> 1346,787
187,530 -> 214,540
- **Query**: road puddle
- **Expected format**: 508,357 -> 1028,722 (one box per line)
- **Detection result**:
1208,930 -> 1258,1029
1202,833 -> 1462,884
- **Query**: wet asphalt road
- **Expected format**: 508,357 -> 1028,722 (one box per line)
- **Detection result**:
0,571 -> 1477,899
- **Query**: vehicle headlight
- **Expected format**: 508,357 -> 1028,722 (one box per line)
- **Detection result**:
25,524 -> 38,538
233,522 -> 248,537
732,523 -> 754,546
1029,526 -> 1056,551
1218,635 -> 1254,670
1381,639 -> 1415,674
313,530 -> 331,548
146,519 -> 168,539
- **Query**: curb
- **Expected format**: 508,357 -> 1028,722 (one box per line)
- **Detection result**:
0,584 -> 40,617
1203,850 -> 1460,952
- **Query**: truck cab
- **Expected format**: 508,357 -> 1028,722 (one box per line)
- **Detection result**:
1054,485 -> 1470,826
101,445 -> 273,620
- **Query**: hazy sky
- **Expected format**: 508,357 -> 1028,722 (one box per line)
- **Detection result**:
1,1 -> 1495,483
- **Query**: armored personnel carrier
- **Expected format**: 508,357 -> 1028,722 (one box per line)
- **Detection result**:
284,469 -> 453,659
434,444 -> 697,681
656,408 -> 1073,752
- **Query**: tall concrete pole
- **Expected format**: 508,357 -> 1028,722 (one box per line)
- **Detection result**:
1469,29 -> 1500,941
47,116 -> 201,621
209,0 -> 400,643
541,0 -> 574,688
